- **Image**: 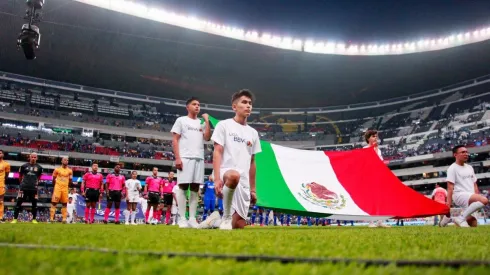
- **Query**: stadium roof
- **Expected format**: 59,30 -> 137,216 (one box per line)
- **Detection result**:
1,0 -> 490,108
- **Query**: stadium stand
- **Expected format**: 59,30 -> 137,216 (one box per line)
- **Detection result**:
1,72 -> 490,207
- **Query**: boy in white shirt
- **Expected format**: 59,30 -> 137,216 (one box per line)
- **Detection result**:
125,171 -> 142,225
66,189 -> 77,223
444,145 -> 488,227
171,97 -> 211,228
202,90 -> 262,230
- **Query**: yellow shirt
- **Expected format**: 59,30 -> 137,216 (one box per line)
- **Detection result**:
53,167 -> 73,188
0,160 -> 11,188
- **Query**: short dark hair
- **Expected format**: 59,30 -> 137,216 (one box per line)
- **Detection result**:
364,130 -> 378,143
0,149 -> 3,154
452,145 -> 466,154
231,89 -> 255,104
186,97 -> 200,105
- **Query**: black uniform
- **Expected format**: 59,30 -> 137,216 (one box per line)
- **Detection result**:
14,163 -> 43,220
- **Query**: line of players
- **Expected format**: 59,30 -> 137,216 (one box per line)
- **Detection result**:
80,163 -> 180,225
1,89 -> 488,228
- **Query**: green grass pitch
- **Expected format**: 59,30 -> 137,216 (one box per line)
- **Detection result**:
0,224 -> 489,274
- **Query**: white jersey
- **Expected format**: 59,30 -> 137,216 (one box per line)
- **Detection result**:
446,163 -> 476,193
125,179 -> 142,196
171,116 -> 205,159
211,119 -> 261,184
363,145 -> 383,161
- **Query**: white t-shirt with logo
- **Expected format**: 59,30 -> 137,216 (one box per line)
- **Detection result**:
171,116 -> 205,159
211,119 -> 261,183
125,179 -> 142,196
363,145 -> 383,161
446,163 -> 476,193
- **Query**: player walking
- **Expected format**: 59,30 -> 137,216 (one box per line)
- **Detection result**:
125,171 -> 142,225
50,157 -> 73,223
144,167 -> 163,224
442,145 -> 488,227
162,171 -> 176,225
171,97 -> 211,228
81,163 -> 104,224
12,153 -> 43,224
0,150 -> 11,222
207,90 -> 261,230
364,130 -> 390,228
104,164 -> 126,224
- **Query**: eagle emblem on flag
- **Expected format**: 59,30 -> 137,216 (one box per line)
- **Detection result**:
298,182 -> 346,210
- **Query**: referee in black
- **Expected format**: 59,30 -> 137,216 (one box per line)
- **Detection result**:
12,153 -> 43,223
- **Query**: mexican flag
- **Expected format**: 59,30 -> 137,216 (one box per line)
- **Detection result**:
206,116 -> 449,220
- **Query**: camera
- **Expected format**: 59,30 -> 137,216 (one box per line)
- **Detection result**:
26,0 -> 45,10
17,0 -> 45,60
17,24 -> 41,60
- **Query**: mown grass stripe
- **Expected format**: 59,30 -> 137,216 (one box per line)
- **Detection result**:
1,242 -> 489,268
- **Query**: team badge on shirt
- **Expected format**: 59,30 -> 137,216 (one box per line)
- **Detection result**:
298,182 -> 346,210
246,141 -> 252,147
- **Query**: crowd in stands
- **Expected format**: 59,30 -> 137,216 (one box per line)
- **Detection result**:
0,132 -> 179,161
4,79 -> 490,143
3,78 -> 490,163
2,123 -> 490,164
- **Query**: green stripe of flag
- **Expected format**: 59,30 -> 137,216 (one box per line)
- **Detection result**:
206,115 -> 331,217
255,141 -> 308,214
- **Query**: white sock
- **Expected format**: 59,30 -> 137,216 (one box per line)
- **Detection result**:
131,211 -> 136,223
177,188 -> 187,220
461,201 -> 484,219
189,191 -> 198,220
125,210 -> 130,223
222,185 -> 235,219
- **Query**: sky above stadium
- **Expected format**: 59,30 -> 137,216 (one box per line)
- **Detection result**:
157,0 -> 490,43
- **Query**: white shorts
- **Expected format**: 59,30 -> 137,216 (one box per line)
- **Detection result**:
453,192 -> 473,208
220,168 -> 250,220
127,193 -> 140,203
171,204 -> 177,215
177,158 -> 204,184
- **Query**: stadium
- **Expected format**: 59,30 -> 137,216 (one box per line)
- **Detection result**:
0,0 -> 489,274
